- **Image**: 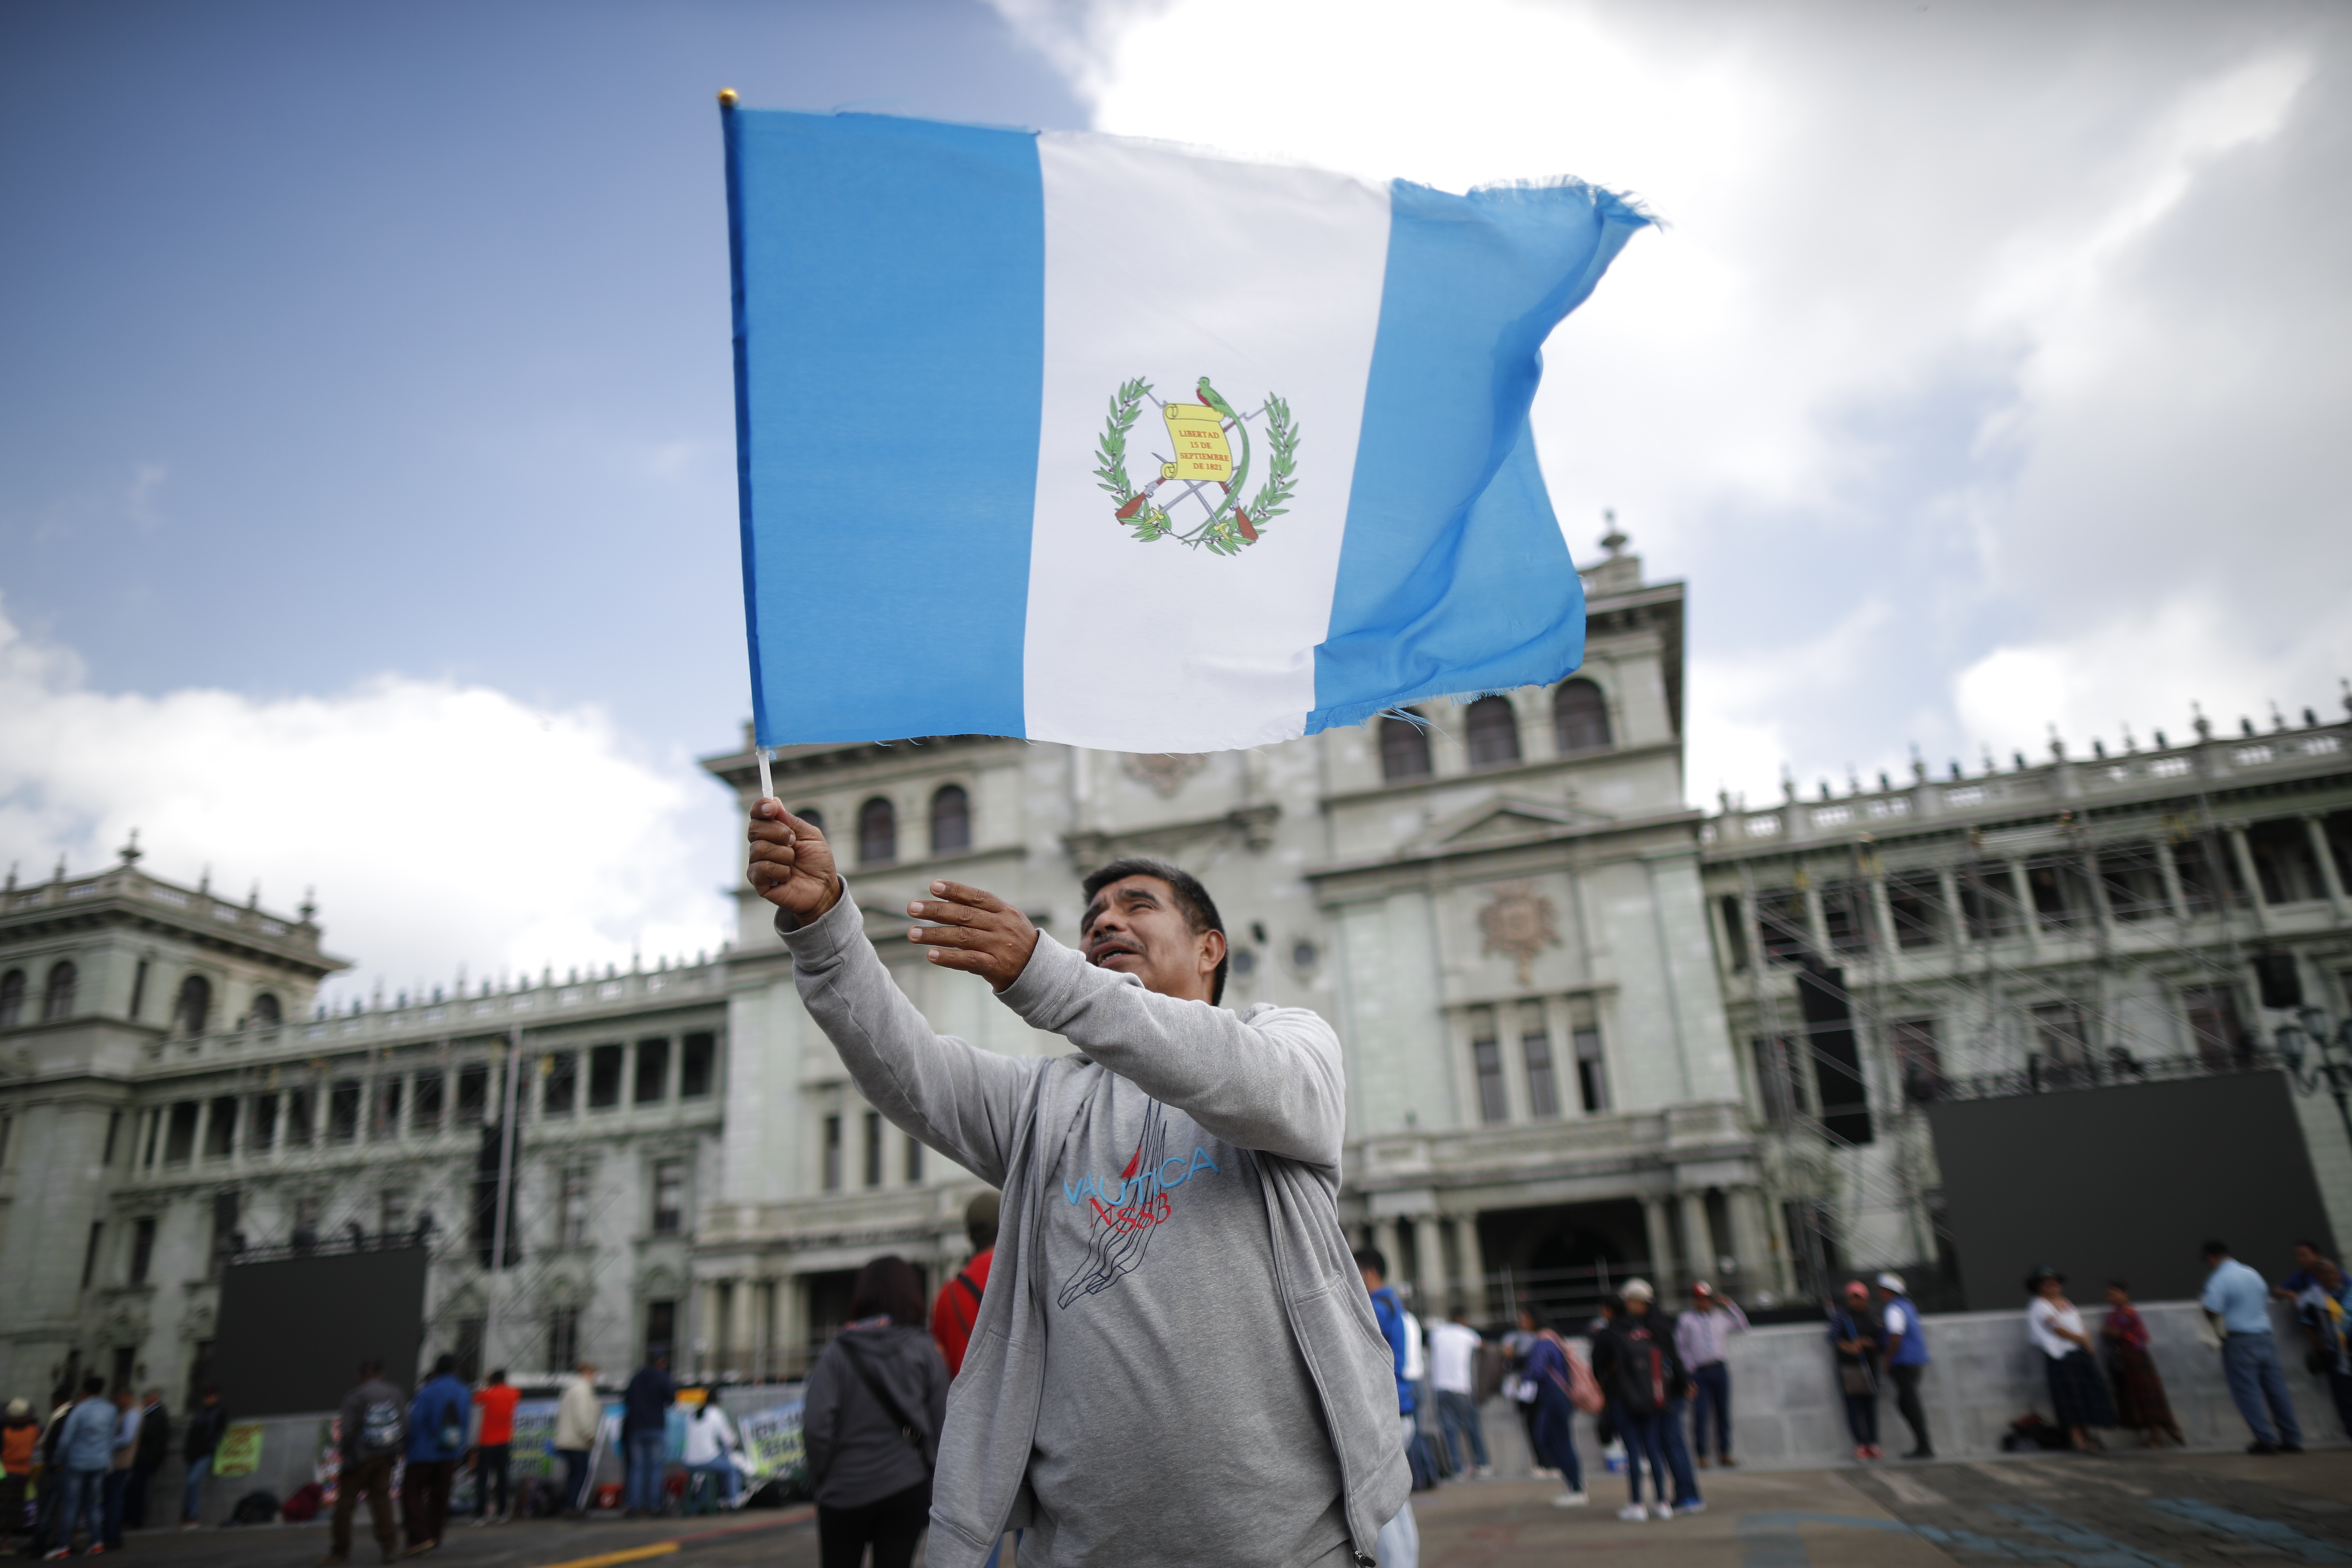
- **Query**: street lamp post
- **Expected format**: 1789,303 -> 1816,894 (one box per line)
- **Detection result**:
2275,1006 -> 2352,1148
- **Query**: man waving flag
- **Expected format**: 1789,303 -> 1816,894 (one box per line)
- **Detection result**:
721,97 -> 1648,753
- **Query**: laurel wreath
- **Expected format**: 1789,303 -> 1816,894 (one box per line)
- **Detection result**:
1093,377 -> 1299,554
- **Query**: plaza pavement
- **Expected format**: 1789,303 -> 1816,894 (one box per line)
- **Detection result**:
34,1447 -> 2352,1567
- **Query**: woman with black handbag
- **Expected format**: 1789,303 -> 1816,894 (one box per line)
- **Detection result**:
1827,1282 -> 1883,1460
803,1256 -> 952,1568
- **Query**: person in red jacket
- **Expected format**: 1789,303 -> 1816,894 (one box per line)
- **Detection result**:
471,1370 -> 522,1524
930,1192 -> 999,1377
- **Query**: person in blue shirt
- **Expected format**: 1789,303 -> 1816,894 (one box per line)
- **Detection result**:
1873,1274 -> 1934,1460
402,1355 -> 472,1553
1355,1248 -> 1418,1568
2202,1239 -> 2305,1453
621,1354 -> 677,1519
50,1375 -> 116,1556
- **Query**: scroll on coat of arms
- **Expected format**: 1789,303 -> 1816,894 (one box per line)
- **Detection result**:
722,103 -> 1648,754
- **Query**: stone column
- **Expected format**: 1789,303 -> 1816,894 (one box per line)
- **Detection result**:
1723,1187 -> 1772,1295
1453,1213 -> 1489,1321
2157,840 -> 2191,921
2306,815 -> 2347,920
2228,826 -> 2269,934
1678,1190 -> 1717,1284
1372,1219 -> 1403,1293
780,1273 -> 810,1381
2006,860 -> 2037,951
1936,867 -> 1965,947
1640,1196 -> 1675,1296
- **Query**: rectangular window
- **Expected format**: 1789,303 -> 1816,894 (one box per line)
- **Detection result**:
2248,818 -> 2327,904
129,1217 -> 156,1285
103,1110 -> 122,1165
2171,836 -> 2238,912
129,959 -> 150,1021
211,1190 -> 239,1270
544,1052 -> 578,1115
165,1100 -> 199,1162
645,1299 -> 677,1364
652,1158 -> 686,1235
823,1114 -> 842,1191
1819,880 -> 1871,956
250,1094 -> 277,1152
635,1038 -> 671,1105
1959,862 -> 2021,939
1574,1025 -> 1610,1112
370,1076 -> 402,1139
558,1165 -> 591,1249
1752,1036 -> 1801,1126
2031,1001 -> 2090,1067
680,1033 -> 716,1098
1891,1017 -> 1942,1101
1886,871 -> 1945,949
0,1113 -> 11,1167
2096,842 -> 2168,923
328,1080 -> 361,1142
2026,858 -> 2094,933
285,1087 -> 314,1147
864,1109 -> 884,1188
1470,1008 -> 1507,1124
1520,1003 -> 1558,1119
587,1045 -> 623,1110
2183,984 -> 2245,1069
1755,887 -> 1807,964
380,1189 -> 407,1240
905,1133 -> 924,1184
457,1063 -> 490,1123
547,1307 -> 580,1373
412,1070 -> 444,1133
82,1222 -> 104,1289
204,1095 -> 238,1158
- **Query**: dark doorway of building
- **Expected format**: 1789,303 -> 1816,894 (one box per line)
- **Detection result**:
1478,1200 -> 1648,1330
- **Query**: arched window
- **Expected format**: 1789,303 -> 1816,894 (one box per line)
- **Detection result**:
250,992 -> 282,1028
0,969 -> 24,1030
42,961 -> 77,1023
1378,714 -> 1432,782
1553,677 -> 1612,752
930,784 -> 971,856
174,974 -> 212,1035
1465,696 -> 1522,769
858,797 -> 897,866
794,806 -> 824,834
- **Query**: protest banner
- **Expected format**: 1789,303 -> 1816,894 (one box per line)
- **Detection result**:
211,1422 -> 265,1478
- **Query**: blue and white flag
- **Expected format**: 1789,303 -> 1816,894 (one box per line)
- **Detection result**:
723,104 -> 1648,753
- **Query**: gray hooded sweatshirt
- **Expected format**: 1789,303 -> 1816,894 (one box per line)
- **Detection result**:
778,888 -> 1406,1568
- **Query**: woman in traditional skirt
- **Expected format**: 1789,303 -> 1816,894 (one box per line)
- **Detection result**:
2026,1269 -> 2113,1451
2100,1282 -> 2183,1447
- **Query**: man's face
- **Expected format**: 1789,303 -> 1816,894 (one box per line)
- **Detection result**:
2297,1244 -> 2322,1271
1625,1296 -> 1649,1318
1080,875 -> 1225,1002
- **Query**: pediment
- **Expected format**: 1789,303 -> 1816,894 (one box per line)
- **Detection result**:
1423,796 -> 1614,851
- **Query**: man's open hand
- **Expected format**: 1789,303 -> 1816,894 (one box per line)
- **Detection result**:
746,799 -> 841,923
906,880 -> 1039,992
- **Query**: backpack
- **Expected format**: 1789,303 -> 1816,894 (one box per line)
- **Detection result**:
358,1397 -> 405,1458
1608,1327 -> 1667,1415
230,1489 -> 280,1525
280,1482 -> 324,1522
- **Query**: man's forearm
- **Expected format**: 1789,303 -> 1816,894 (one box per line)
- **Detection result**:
783,885 -> 1035,1187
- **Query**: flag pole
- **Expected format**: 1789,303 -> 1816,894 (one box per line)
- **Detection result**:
757,746 -> 773,803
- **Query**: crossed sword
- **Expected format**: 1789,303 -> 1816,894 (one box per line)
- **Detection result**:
1116,393 -> 1267,524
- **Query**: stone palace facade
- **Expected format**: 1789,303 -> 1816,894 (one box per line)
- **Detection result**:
5,537 -> 2348,1404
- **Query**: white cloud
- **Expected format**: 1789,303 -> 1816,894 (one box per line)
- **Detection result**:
0,599 -> 732,1012
1953,600 -> 2349,763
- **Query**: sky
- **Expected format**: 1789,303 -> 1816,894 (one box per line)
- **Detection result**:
4,0 -> 2348,1005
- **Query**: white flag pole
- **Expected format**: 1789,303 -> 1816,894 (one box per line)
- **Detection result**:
756,746 -> 774,804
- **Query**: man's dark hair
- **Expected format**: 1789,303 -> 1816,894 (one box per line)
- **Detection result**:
357,1358 -> 384,1378
80,1374 -> 106,1395
1598,1295 -> 1625,1318
2202,1240 -> 2230,1259
965,1191 -> 1000,1252
2107,1280 -> 2130,1292
849,1254 -> 928,1326
1351,1246 -> 1387,1279
2295,1238 -> 2324,1252
200,1384 -> 220,1399
489,1369 -> 507,1384
1081,856 -> 1228,1005
432,1354 -> 456,1377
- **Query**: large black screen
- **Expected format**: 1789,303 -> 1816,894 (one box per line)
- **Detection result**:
213,1247 -> 429,1415
1928,1071 -> 2335,1309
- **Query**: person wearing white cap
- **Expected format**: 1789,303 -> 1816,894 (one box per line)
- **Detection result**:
1675,1282 -> 1748,1468
1872,1274 -> 1934,1459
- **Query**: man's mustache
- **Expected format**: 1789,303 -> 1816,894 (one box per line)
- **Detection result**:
1084,934 -> 1143,963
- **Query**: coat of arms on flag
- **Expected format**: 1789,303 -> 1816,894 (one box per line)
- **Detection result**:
1099,377 -> 1299,554
720,101 -> 1650,753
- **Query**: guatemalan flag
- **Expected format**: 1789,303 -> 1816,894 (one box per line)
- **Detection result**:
723,101 -> 1649,753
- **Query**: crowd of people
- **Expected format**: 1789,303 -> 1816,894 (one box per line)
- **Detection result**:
0,1379 -> 228,1558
